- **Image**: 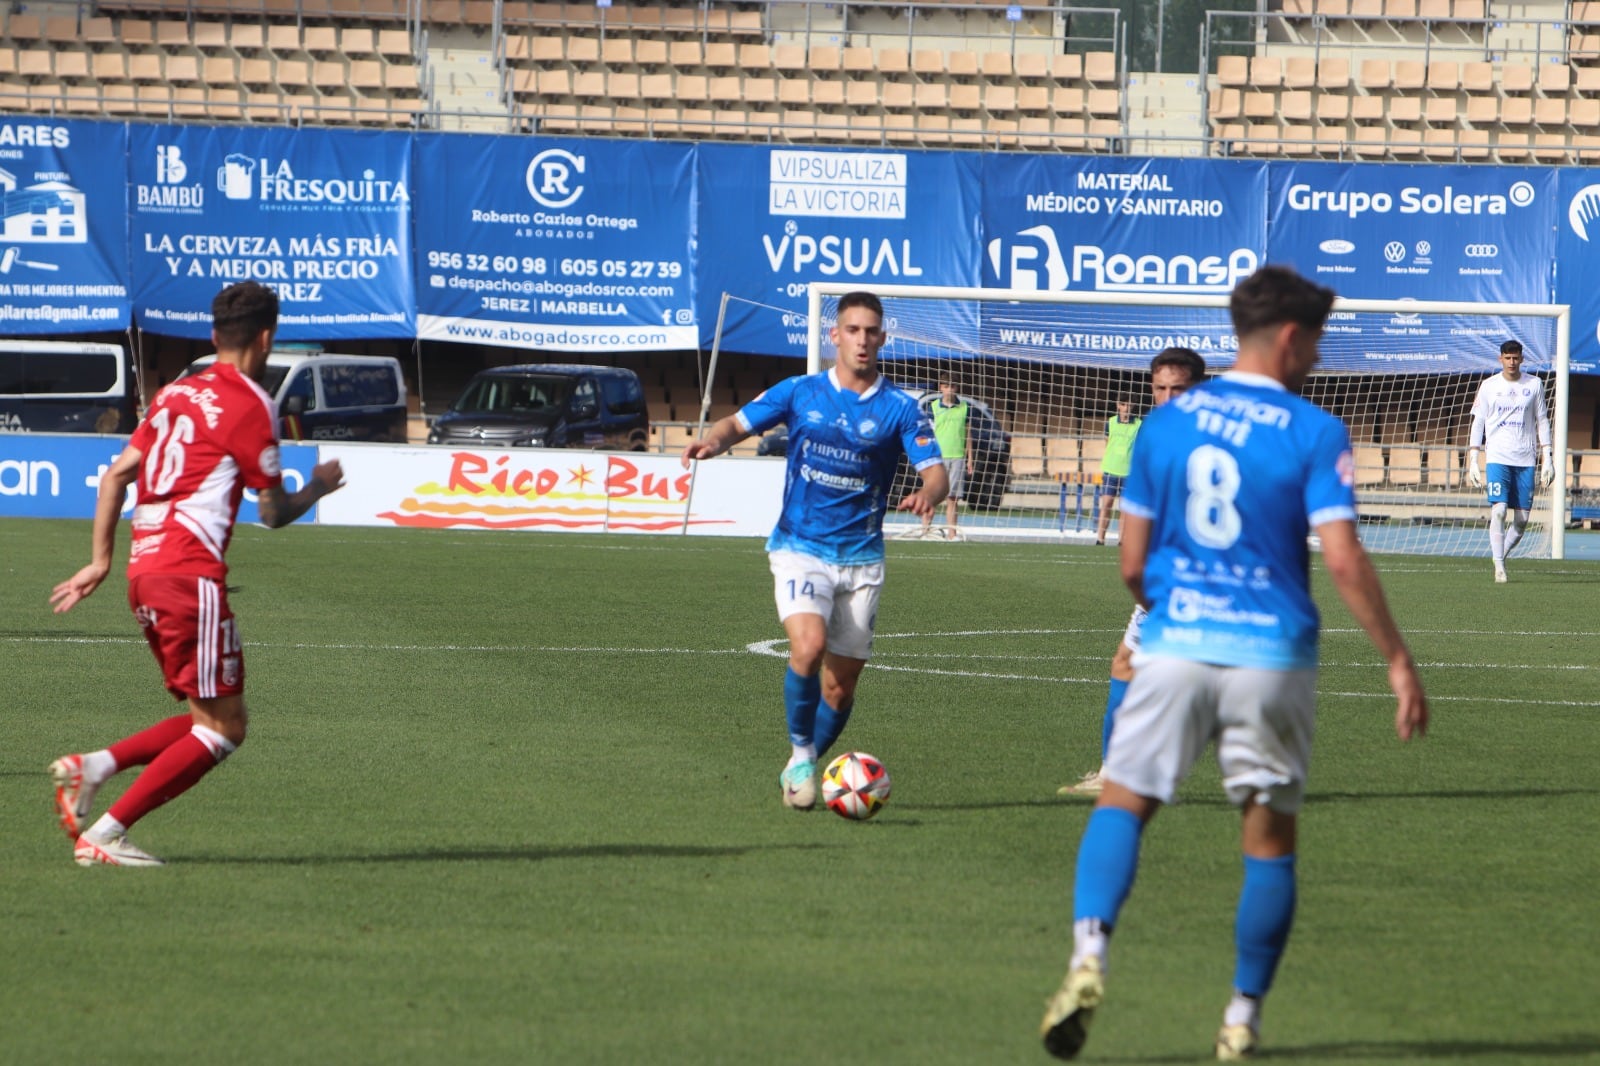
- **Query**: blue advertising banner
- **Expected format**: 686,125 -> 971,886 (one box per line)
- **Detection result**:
0,432 -> 318,522
413,134 -> 697,352
1553,170 -> 1600,375
697,144 -> 983,357
0,119 -> 130,333
1266,161 -> 1553,303
979,156 -> 1267,369
1266,161 -> 1558,372
129,124 -> 414,340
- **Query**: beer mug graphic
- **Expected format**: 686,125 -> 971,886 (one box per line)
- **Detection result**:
217,153 -> 255,200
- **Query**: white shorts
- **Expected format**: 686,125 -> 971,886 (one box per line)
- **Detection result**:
1122,604 -> 1148,653
769,549 -> 884,661
1105,656 -> 1317,814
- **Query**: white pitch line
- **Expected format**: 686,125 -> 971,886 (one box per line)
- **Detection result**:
12,633 -> 1594,707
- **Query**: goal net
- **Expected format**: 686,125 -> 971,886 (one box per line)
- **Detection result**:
785,282 -> 1574,559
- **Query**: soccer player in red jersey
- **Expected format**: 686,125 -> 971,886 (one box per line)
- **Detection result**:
48,281 -> 345,867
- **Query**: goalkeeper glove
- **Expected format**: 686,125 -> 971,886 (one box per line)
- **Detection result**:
1541,447 -> 1555,488
1467,453 -> 1484,488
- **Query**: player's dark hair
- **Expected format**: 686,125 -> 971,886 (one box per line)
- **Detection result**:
836,291 -> 884,321
1500,339 -> 1524,356
212,281 -> 279,351
1150,346 -> 1206,384
1229,265 -> 1335,340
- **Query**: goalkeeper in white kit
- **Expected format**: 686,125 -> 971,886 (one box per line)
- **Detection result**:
1466,339 -> 1553,583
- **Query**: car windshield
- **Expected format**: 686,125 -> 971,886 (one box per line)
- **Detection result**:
453,374 -> 572,414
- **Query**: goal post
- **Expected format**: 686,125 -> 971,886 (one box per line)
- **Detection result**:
805,281 -> 1572,559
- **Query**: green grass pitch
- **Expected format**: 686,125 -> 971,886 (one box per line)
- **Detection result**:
2,518 -> 1597,1065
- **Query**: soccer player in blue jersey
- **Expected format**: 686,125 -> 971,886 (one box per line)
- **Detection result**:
1466,339 -> 1554,583
1040,266 -> 1429,1062
682,291 -> 948,810
1060,346 -> 1207,798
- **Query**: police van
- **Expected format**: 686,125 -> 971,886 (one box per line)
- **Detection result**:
0,339 -> 138,435
183,347 -> 408,443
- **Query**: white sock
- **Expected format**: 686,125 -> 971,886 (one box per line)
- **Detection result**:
1224,992 -> 1261,1031
1070,917 -> 1109,972
191,724 -> 237,761
84,814 -> 126,844
83,749 -> 117,783
1505,513 -> 1527,554
1489,506 -> 1506,564
789,745 -> 816,766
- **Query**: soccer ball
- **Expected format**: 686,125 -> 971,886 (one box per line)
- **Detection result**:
821,751 -> 892,820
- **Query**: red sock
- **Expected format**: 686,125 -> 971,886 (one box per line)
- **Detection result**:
107,714 -> 193,770
108,733 -> 219,829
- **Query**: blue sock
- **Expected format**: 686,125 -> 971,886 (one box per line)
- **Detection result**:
1073,807 -> 1144,926
783,667 -> 821,751
1100,677 -> 1129,762
1234,854 -> 1297,997
814,699 -> 853,759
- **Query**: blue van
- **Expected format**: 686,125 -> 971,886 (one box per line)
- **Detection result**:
0,340 -> 137,435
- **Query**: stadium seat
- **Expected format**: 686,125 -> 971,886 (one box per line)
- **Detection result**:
1500,95 -> 1534,126
1359,58 -> 1392,92
1460,60 -> 1494,94
1249,55 -> 1282,89
1495,130 -> 1534,162
1046,437 -> 1081,479
1388,94 -> 1423,127
1217,54 -> 1248,88
1284,56 -> 1316,88
1242,91 -> 1276,121
1084,51 -> 1117,84
1315,92 -> 1350,124
1423,127 -> 1460,159
1500,62 -> 1535,94
1387,446 -> 1423,487
1311,56 -> 1348,90
947,49 -> 980,79
1534,95 -> 1567,127
1538,62 -> 1572,95
1425,60 -> 1460,92
1051,52 -> 1084,81
1352,124 -> 1389,157
566,35 -> 599,65
1350,94 -> 1385,124
1281,122 -> 1316,155
1210,87 -> 1243,121
1011,435 -> 1046,478
1457,126 -> 1491,159
166,55 -> 202,87
1533,132 -> 1571,163
1421,91 -> 1456,122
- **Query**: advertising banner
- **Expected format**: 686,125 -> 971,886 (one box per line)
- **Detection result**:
317,444 -> 780,536
413,134 -> 697,353
1266,161 -> 1559,372
979,156 -> 1267,369
129,124 -> 414,340
0,432 -> 318,522
0,118 -> 130,333
697,144 -> 983,357
1553,170 -> 1600,375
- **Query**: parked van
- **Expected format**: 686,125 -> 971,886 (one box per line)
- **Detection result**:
427,364 -> 649,451
0,339 -> 137,435
184,348 -> 408,443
